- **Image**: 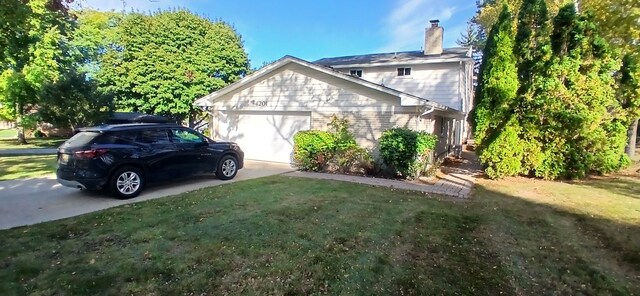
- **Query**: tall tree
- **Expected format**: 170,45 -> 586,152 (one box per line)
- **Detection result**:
97,10 -> 250,125
534,4 -> 627,178
0,0 -> 74,143
473,5 -> 522,178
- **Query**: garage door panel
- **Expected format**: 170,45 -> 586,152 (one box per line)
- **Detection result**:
216,111 -> 311,163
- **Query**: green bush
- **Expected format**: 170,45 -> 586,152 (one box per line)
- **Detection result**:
293,130 -> 336,171
379,128 -> 438,179
333,145 -> 374,174
478,120 -> 525,179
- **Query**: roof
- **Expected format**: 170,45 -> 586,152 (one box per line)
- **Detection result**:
194,55 -> 457,113
79,123 -> 180,133
314,47 -> 472,68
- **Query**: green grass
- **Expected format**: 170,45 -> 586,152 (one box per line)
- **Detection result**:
0,155 -> 57,180
0,137 -> 67,149
0,128 -> 67,149
1,173 -> 639,295
0,128 -> 16,139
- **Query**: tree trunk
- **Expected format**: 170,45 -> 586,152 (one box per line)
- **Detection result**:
626,117 -> 639,158
15,102 -> 28,145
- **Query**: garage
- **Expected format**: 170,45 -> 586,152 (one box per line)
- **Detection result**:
215,111 -> 311,163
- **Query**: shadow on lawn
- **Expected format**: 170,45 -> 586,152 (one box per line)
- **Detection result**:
471,183 -> 640,295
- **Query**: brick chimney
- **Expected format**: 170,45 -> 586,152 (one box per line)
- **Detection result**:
424,19 -> 443,55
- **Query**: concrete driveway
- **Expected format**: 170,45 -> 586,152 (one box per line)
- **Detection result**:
0,160 -> 294,230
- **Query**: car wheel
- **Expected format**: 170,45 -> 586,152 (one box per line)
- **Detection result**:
216,155 -> 238,180
110,166 -> 145,199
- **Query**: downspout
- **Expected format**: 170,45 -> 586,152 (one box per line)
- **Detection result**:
457,61 -> 465,156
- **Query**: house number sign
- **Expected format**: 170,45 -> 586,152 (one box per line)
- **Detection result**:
250,100 -> 267,107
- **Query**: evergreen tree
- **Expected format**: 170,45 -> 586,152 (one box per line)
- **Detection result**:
536,4 -> 627,178
473,5 -> 523,178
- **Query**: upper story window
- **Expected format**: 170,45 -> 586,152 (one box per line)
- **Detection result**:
349,69 -> 363,77
397,67 -> 411,76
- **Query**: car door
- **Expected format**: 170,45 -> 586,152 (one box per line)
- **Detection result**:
131,129 -> 181,181
169,128 -> 216,175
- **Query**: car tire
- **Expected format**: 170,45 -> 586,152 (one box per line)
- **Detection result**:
109,166 -> 145,199
216,155 -> 238,180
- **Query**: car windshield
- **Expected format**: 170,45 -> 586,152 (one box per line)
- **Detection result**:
61,131 -> 100,148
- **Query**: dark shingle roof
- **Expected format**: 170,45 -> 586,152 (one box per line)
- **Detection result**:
314,47 -> 471,67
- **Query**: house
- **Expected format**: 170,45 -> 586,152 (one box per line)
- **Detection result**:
194,20 -> 474,164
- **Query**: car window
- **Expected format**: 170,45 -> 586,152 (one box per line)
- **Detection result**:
138,129 -> 171,144
62,132 -> 100,147
171,129 -> 203,144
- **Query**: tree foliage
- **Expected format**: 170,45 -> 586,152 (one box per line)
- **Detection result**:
0,0 -> 75,142
38,71 -> 113,130
474,5 -> 518,146
96,10 -> 250,124
475,1 -> 632,179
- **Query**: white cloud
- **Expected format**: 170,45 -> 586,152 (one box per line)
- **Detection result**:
378,0 -> 460,52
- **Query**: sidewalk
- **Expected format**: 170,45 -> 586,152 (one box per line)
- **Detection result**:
0,148 -> 57,155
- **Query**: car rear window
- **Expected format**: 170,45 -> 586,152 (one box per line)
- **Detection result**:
61,131 -> 101,148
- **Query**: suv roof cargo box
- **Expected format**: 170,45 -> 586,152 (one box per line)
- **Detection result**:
106,112 -> 172,124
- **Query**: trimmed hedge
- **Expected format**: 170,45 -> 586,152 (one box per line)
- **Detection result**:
293,130 -> 336,171
379,128 -> 438,178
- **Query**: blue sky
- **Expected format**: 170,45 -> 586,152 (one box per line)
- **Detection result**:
77,0 -> 476,68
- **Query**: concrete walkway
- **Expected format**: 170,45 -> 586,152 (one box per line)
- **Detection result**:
0,148 -> 57,155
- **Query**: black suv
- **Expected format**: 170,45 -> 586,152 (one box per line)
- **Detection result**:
56,123 -> 244,199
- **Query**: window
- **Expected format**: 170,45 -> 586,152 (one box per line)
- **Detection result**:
349,69 -> 363,77
131,130 -> 171,145
171,128 -> 204,144
397,67 -> 411,76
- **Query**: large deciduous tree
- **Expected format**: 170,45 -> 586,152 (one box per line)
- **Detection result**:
97,10 -> 249,125
0,0 -> 74,143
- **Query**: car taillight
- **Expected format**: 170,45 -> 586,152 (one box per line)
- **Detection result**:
74,149 -> 108,159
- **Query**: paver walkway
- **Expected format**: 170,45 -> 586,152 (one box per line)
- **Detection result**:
286,151 -> 482,199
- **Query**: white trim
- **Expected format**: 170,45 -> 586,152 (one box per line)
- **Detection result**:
327,57 -> 473,69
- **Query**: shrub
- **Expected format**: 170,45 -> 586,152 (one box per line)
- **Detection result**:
293,130 -> 336,171
379,127 -> 438,179
478,120 -> 525,179
327,114 -> 357,150
332,145 -> 374,174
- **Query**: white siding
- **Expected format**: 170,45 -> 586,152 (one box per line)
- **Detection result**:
338,63 -> 461,110
210,64 -> 403,113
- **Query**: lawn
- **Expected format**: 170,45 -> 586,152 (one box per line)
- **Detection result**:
1,172 -> 639,295
0,128 -> 16,139
0,128 -> 67,149
0,155 -> 57,180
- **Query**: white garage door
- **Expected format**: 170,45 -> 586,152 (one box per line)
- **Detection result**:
215,111 -> 311,163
